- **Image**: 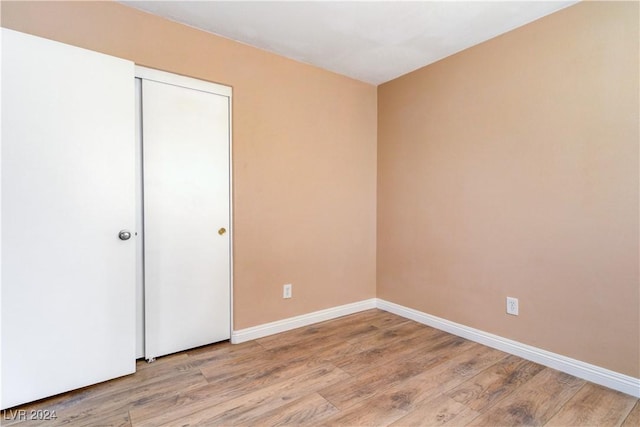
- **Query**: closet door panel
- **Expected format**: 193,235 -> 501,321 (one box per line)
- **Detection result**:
142,79 -> 230,359
1,29 -> 136,408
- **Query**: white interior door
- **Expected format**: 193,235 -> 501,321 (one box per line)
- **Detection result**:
140,71 -> 231,359
1,29 -> 136,408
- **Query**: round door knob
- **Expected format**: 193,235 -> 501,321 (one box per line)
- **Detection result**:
118,230 -> 132,241
218,227 -> 226,235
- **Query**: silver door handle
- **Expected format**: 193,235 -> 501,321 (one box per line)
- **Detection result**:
118,230 -> 132,241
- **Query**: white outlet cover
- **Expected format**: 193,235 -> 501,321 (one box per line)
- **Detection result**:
283,284 -> 292,299
506,297 -> 519,315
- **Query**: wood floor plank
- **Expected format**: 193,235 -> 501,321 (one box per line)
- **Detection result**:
255,309 -> 383,349
44,369 -> 208,426
258,321 -> 378,352
371,344 -> 506,408
1,362 -> 208,427
366,311 -> 415,329
2,394 -> 133,427
179,339 -> 267,368
321,343 -> 506,426
446,354 -> 546,412
197,336 -> 333,387
332,321 -> 445,375
244,393 -> 338,426
389,394 -> 480,426
346,319 -> 436,347
316,390 -> 411,426
1,388 -> 95,426
622,401 -> 640,427
332,323 -> 382,343
0,412 -> 63,427
545,382 -> 637,427
129,359 -> 341,425
201,355 -> 330,397
305,332 -> 389,366
319,334 -> 477,409
143,364 -> 350,427
467,368 -> 585,426
75,412 -> 132,427
198,346 -> 283,381
265,323 -> 383,363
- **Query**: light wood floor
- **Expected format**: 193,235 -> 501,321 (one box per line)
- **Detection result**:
3,309 -> 638,426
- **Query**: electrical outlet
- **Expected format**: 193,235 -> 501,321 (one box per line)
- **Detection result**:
283,284 -> 292,299
506,297 -> 519,316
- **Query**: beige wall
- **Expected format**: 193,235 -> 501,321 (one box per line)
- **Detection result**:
378,1 -> 639,377
1,1 -> 377,330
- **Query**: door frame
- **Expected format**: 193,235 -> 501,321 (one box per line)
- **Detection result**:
134,66 -> 233,357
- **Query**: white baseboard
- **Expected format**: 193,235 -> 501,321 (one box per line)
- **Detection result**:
231,298 -> 377,344
376,298 -> 640,398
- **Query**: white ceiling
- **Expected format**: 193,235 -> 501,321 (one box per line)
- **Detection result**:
120,1 -> 578,85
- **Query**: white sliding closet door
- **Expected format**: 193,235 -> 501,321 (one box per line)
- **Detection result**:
1,29 -> 136,408
140,70 -> 231,359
